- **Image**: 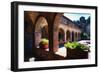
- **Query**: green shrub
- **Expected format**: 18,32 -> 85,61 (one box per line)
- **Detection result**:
40,38 -> 49,45
64,42 -> 89,51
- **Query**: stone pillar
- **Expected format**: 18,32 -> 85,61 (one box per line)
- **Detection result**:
52,14 -> 61,52
75,33 -> 77,41
53,31 -> 59,52
70,31 -> 72,42
77,33 -> 78,41
64,30 -> 66,42
71,31 -> 75,42
35,32 -> 41,47
77,33 -> 79,41
74,32 -> 76,41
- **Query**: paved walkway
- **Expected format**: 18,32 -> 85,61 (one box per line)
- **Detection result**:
55,47 -> 67,57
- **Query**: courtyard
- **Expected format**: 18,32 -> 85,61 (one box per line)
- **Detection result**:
24,11 -> 90,61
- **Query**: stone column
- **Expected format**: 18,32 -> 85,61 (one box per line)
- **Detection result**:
69,31 -> 72,41
70,31 -> 72,42
77,33 -> 78,41
52,14 -> 61,52
64,30 -> 66,43
53,31 -> 59,52
75,32 -> 77,41
35,32 -> 41,47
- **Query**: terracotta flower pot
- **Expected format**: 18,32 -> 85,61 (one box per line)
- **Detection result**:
43,44 -> 48,49
40,44 -> 48,50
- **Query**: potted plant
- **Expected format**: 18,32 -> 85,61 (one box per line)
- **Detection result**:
39,38 -> 49,50
64,42 -> 90,59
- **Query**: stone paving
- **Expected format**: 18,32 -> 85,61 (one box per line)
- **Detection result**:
55,47 -> 67,57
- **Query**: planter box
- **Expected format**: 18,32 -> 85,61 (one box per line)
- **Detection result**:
66,48 -> 89,59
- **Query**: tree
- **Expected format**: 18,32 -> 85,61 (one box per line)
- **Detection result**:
81,32 -> 90,40
80,16 -> 86,23
74,16 -> 90,39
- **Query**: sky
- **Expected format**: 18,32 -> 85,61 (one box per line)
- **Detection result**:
64,13 -> 90,21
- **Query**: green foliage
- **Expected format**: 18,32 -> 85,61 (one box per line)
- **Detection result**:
81,32 -> 90,40
64,42 -> 89,51
64,42 -> 79,49
40,38 -> 49,45
79,44 -> 89,51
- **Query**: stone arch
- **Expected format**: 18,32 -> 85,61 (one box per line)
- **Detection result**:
77,32 -> 80,41
75,32 -> 78,41
76,32 -> 79,41
53,14 -> 62,52
72,31 -> 75,41
66,30 -> 71,42
78,32 -> 81,41
41,25 -> 48,39
58,28 -> 65,42
35,17 -> 48,47
58,28 -> 65,48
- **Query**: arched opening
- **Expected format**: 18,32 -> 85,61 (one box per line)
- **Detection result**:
78,33 -> 81,41
72,31 -> 74,41
76,32 -> 79,41
75,32 -> 77,41
66,30 -> 71,42
35,17 -> 48,48
41,25 -> 48,39
58,28 -> 65,48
